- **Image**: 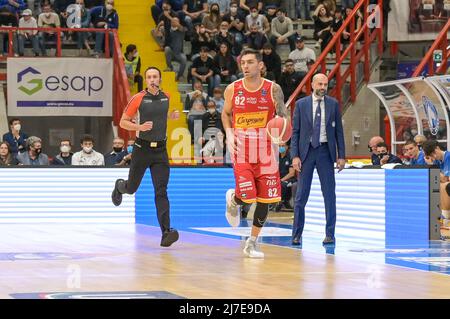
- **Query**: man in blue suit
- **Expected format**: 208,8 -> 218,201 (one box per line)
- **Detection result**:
290,73 -> 345,246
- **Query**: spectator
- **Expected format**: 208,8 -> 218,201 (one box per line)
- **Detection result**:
262,43 -> 281,82
376,142 -> 402,165
202,2 -> 221,35
0,0 -> 26,15
2,118 -> 28,156
245,6 -> 270,35
184,80 -> 209,111
182,0 -> 208,35
124,44 -> 144,92
341,0 -> 356,10
316,0 -> 337,15
213,42 -> 238,85
151,0 -> 184,25
191,46 -> 219,96
190,23 -> 215,58
414,134 -> 427,149
295,0 -> 311,20
245,22 -> 267,50
73,0 -> 92,55
288,35 -> 315,73
342,6 -> 363,49
368,135 -> 384,165
17,9 -> 39,56
187,99 -> 206,143
279,58 -> 304,102
0,6 -> 18,56
164,17 -> 187,81
275,141 -> 296,211
201,129 -> 225,163
0,141 -> 18,165
240,0 -> 263,15
260,62 -> 275,81
104,137 -> 127,165
214,20 -> 235,52
211,87 -> 224,112
329,7 -> 343,58
51,139 -> 73,165
71,134 -> 104,165
200,99 -> 223,144
269,8 -> 296,51
90,0 -> 118,58
17,136 -> 49,165
116,138 -> 134,166
209,0 -> 231,16
263,0 -> 280,23
222,0 -> 245,55
37,2 -> 60,56
404,140 -> 427,165
313,3 -> 332,51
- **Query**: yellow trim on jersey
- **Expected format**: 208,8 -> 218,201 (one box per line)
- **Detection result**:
241,77 -> 266,93
241,198 -> 257,204
256,197 -> 281,203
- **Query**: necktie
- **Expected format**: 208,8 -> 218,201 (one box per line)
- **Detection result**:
311,99 -> 322,148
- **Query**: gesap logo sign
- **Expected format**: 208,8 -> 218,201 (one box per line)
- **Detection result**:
7,58 -> 113,117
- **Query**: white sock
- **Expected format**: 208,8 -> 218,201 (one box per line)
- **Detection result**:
442,210 -> 450,219
250,236 -> 257,242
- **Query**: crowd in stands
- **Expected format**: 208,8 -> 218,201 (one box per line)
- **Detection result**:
0,0 -> 118,57
0,118 -> 135,166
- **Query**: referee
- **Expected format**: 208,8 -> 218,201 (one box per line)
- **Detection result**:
112,66 -> 180,247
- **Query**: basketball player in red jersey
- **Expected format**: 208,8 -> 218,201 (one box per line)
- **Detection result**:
222,48 -> 289,258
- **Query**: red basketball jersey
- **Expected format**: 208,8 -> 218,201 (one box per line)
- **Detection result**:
231,78 -> 276,146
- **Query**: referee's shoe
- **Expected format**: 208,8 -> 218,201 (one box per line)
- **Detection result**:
161,228 -> 179,247
112,179 -> 125,206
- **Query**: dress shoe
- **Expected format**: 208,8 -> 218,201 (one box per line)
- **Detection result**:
292,236 -> 302,245
322,236 -> 335,245
111,179 -> 125,206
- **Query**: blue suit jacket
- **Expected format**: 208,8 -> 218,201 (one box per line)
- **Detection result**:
290,95 -> 345,163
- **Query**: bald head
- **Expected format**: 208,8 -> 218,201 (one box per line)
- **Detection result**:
312,73 -> 328,98
369,136 -> 384,154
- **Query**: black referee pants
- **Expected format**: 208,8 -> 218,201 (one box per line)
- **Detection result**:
121,139 -> 171,233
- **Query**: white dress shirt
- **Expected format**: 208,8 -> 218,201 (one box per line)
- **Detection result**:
312,94 -> 327,143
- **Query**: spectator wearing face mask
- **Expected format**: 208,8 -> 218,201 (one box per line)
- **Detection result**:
72,134 -> 105,166
199,99 -> 223,146
104,137 -> 127,166
51,139 -> 74,165
245,6 -> 270,35
90,0 -> 119,58
376,142 -> 402,166
117,138 -> 134,166
2,118 -> 28,156
37,2 -> 60,56
17,136 -> 49,165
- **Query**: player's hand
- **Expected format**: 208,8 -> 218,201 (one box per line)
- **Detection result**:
169,110 -> 179,120
337,158 -> 345,172
139,121 -> 153,131
292,157 -> 301,172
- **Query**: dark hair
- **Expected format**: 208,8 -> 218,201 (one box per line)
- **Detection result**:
144,66 -> 162,78
262,43 -> 273,50
200,46 -> 210,52
60,139 -> 72,146
376,142 -> 388,149
125,44 -> 136,55
80,134 -> 94,144
250,5 -> 258,11
8,118 -> 20,126
422,140 -> 440,156
240,48 -> 262,62
285,59 -> 294,64
404,140 -> 417,147
276,8 -> 286,14
230,0 -> 238,5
